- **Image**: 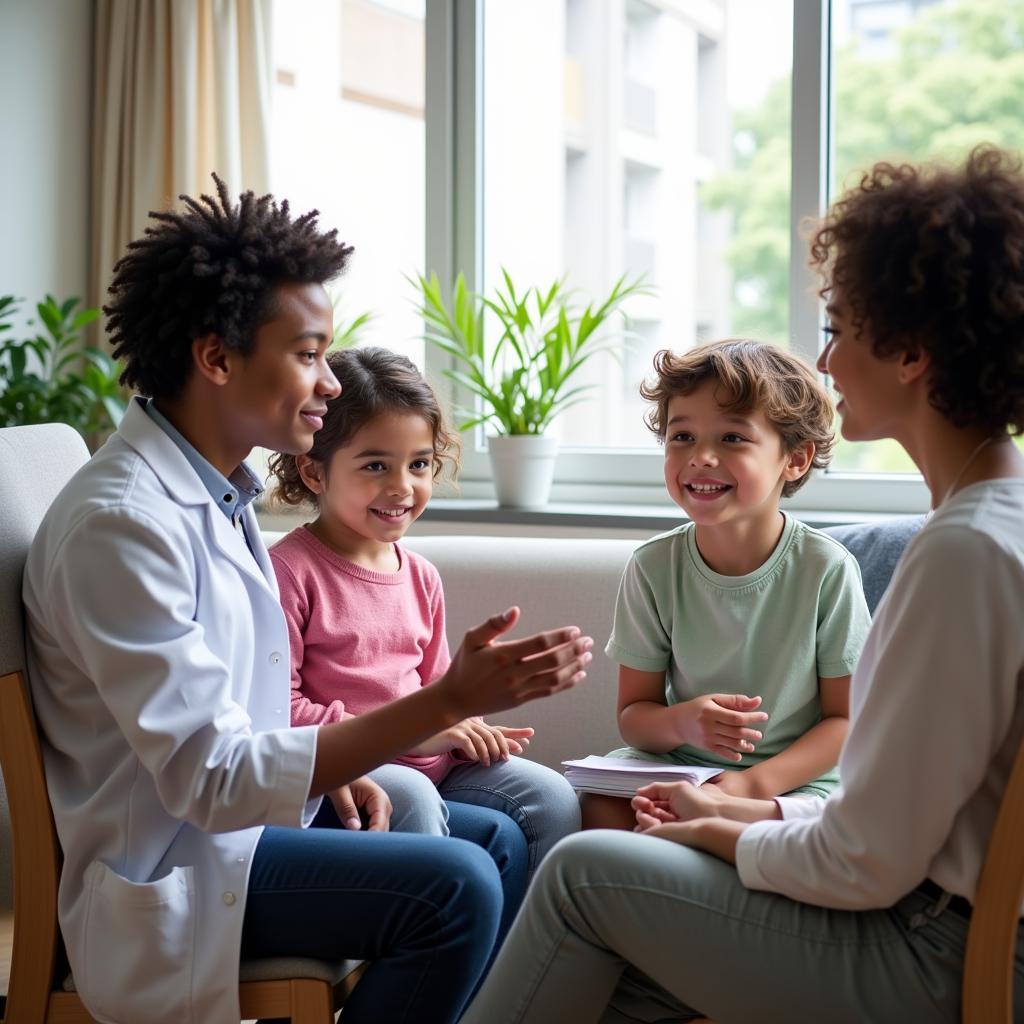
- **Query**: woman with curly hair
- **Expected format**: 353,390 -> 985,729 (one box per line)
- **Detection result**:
21,176 -> 593,1024
463,145 -> 1024,1023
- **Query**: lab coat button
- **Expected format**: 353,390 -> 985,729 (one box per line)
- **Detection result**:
222,891 -> 237,906
274,707 -> 282,715
269,651 -> 282,665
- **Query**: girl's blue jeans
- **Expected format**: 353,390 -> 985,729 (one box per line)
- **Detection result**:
240,799 -> 528,1024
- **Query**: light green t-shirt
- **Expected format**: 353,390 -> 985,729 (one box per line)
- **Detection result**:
604,514 -> 872,793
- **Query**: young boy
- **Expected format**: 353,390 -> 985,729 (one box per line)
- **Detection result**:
21,177 -> 592,1023
581,339 -> 871,830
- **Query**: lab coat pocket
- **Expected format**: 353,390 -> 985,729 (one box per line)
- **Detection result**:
82,860 -> 196,1023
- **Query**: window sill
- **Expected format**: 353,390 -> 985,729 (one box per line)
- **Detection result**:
415,498 -> 904,534
257,498 -> 914,542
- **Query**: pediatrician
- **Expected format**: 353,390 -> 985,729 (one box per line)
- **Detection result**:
23,177 -> 594,1024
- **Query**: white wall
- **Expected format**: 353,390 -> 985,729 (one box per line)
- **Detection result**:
0,0 -> 93,330
0,0 -> 92,911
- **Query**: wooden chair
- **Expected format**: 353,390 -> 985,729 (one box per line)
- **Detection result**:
0,423 -> 362,1022
962,733 -> 1024,1021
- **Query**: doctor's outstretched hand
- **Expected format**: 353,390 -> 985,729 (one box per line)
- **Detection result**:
440,607 -> 593,717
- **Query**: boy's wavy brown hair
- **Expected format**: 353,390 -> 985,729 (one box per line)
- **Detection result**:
268,346 -> 460,509
640,339 -> 834,498
809,145 -> 1024,435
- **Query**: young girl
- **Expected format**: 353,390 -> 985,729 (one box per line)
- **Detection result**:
267,346 -> 581,885
581,340 -> 872,830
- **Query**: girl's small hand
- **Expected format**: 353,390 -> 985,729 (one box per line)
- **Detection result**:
329,776 -> 392,832
415,719 -> 521,765
670,694 -> 768,761
449,720 -> 535,764
491,725 -> 534,755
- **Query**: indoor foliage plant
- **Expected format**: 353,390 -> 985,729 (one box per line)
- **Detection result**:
0,294 -> 126,449
413,270 -> 648,507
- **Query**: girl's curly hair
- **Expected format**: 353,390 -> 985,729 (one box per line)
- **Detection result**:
105,174 -> 354,399
640,339 -> 833,498
810,145 -> 1024,434
268,346 -> 461,508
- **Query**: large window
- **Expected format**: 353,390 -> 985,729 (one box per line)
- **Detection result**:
271,0 -> 426,367
266,0 -> 1024,515
480,0 -> 792,454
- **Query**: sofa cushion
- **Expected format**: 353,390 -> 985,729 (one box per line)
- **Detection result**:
822,516 -> 926,614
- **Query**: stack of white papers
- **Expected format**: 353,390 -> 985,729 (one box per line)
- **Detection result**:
561,755 -> 724,797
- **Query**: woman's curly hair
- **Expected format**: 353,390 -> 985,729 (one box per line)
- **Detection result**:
267,346 -> 461,508
810,145 -> 1024,435
104,174 -> 354,399
640,339 -> 833,498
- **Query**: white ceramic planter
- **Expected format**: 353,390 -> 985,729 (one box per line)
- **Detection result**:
486,434 -> 559,508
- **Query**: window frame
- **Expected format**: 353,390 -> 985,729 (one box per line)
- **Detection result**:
422,0 -> 932,518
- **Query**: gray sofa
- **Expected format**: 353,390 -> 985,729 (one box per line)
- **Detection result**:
264,517 -> 925,773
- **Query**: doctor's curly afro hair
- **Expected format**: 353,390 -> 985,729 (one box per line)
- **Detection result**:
104,173 -> 353,400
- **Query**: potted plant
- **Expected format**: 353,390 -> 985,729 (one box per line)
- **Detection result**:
413,270 -> 648,507
0,294 -> 126,449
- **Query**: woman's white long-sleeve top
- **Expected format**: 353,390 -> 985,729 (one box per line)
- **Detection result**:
22,400 -> 321,1023
737,480 -> 1024,910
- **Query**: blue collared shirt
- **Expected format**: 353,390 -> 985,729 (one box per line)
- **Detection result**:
142,399 -> 264,531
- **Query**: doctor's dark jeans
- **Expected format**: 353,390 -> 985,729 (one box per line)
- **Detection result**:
240,800 -> 527,1024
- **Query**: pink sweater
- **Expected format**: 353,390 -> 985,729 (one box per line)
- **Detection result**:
270,526 -> 458,784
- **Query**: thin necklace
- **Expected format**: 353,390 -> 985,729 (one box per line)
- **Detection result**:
931,435 -> 998,515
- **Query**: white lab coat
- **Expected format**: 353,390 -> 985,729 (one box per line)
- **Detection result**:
23,399 -> 321,1023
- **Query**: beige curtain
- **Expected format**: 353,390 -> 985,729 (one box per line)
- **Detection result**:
90,0 -> 273,315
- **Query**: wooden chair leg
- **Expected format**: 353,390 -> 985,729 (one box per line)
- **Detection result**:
287,977 -> 335,1023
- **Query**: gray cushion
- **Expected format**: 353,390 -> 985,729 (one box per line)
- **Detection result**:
0,424 -> 90,913
238,956 -> 363,985
64,957 -> 361,991
0,424 -> 90,678
822,516 -> 926,614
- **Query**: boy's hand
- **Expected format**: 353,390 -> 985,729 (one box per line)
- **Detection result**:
670,693 -> 768,761
329,775 -> 392,832
410,721 -> 534,765
437,607 -> 593,718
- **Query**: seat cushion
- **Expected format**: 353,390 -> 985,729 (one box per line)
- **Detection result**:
238,956 -> 363,985
822,516 -> 926,614
65,956 -> 361,992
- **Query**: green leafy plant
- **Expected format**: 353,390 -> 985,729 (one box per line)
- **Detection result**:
328,293 -> 375,350
0,294 -> 127,441
413,270 -> 649,435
